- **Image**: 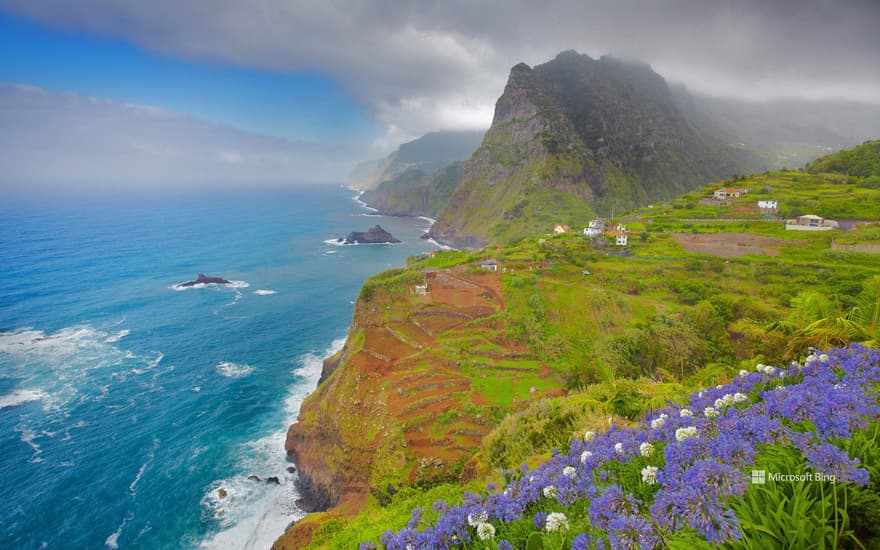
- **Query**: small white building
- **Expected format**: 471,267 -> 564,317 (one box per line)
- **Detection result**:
583,218 -> 605,237
413,284 -> 428,295
554,224 -> 572,235
713,188 -> 748,199
606,231 -> 628,246
480,261 -> 499,271
757,200 -> 778,211
785,214 -> 839,231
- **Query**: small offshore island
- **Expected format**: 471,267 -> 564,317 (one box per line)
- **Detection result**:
179,273 -> 232,287
336,224 -> 401,245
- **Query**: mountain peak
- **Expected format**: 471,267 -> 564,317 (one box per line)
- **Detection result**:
428,50 -> 762,248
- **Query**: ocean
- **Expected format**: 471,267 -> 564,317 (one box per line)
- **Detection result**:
0,184 -> 441,549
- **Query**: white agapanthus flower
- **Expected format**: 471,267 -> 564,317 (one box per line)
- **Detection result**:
542,485 -> 557,499
650,414 -> 668,429
703,406 -> 719,418
639,442 -> 654,457
614,442 -> 624,454
819,353 -> 829,362
675,426 -> 699,442
733,392 -> 748,403
641,465 -> 658,485
476,521 -> 495,541
545,512 -> 570,532
739,369 -> 749,377
563,466 -> 576,478
580,450 -> 592,463
584,430 -> 596,442
680,408 -> 694,417
467,511 -> 488,527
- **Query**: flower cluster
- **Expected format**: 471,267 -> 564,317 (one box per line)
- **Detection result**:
370,345 -> 878,549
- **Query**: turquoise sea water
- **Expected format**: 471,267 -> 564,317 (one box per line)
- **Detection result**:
0,184 -> 440,549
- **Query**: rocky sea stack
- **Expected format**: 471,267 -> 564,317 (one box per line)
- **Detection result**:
340,224 -> 400,244
179,273 -> 231,287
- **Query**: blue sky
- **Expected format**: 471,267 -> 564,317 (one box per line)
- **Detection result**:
0,11 -> 382,145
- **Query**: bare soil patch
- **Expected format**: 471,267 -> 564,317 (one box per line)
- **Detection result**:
673,232 -> 805,257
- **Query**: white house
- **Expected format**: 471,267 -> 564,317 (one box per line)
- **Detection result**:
713,188 -> 748,199
480,261 -> 499,271
554,224 -> 572,235
583,218 -> 605,237
757,200 -> 778,211
785,214 -> 839,231
607,230 -> 628,246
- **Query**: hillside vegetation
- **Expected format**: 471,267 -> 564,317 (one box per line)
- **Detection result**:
275,151 -> 880,549
806,139 -> 880,179
360,162 -> 465,218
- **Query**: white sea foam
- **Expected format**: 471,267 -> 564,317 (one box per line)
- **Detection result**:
0,389 -> 48,408
0,326 -> 131,411
130,437 -> 159,495
425,237 -> 455,251
105,513 -> 133,549
253,290 -> 277,296
323,238 -> 402,246
352,193 -> 378,212
104,329 -> 130,343
215,362 -> 254,378
105,529 -> 120,549
170,280 -> 249,291
226,291 -> 243,306
19,427 -> 43,463
197,337 -> 345,550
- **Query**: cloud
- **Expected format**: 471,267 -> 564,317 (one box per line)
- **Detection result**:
2,0 -> 879,146
0,83 -> 357,189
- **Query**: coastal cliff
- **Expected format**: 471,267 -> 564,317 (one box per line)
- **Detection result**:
274,265 -> 564,548
359,161 -> 465,219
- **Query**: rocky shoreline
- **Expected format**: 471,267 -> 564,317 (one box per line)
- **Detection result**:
285,347 -> 347,514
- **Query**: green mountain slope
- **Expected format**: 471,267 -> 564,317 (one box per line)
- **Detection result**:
806,139 -> 880,178
427,51 -> 764,248
359,161 -> 465,218
346,130 -> 483,190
